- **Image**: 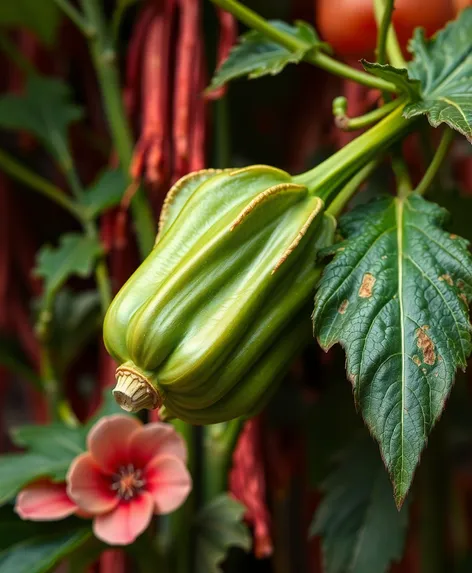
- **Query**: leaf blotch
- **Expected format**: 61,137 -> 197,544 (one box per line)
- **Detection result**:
413,355 -> 421,367
438,274 -> 453,286
358,273 -> 376,298
338,299 -> 349,314
416,326 -> 436,366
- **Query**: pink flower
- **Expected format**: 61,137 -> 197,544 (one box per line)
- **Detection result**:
15,479 -> 79,520
67,415 -> 191,545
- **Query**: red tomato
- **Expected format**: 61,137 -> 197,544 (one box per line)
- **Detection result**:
316,0 -> 455,59
453,0 -> 472,12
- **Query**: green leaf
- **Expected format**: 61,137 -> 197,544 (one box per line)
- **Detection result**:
0,75 -> 82,165
313,195 -> 472,506
208,20 -> 327,91
404,8 -> 472,141
0,0 -> 60,46
0,515 -> 91,573
11,424 -> 86,469
80,169 -> 127,218
194,494 -> 251,573
0,423 -> 86,504
35,233 -> 103,300
0,454 -> 71,505
361,61 -> 421,100
310,437 -> 410,573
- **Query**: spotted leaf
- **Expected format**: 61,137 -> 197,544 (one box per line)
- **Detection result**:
313,194 -> 472,506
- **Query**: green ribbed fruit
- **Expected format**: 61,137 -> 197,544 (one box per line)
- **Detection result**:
103,165 -> 334,424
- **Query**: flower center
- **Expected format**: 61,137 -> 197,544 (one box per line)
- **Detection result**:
111,464 -> 146,500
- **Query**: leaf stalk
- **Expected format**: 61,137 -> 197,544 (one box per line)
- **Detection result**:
209,0 -> 399,93
415,128 -> 454,196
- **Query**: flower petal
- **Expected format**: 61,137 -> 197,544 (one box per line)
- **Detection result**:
93,492 -> 154,546
67,453 -> 119,515
145,455 -> 192,514
87,415 -> 142,474
15,480 -> 77,521
128,422 -> 187,469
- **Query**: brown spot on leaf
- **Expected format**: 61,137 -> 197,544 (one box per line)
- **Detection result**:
460,293 -> 468,305
338,299 -> 349,314
438,274 -> 453,286
416,326 -> 436,366
358,273 -> 376,298
450,234 -> 458,240
337,247 -> 345,252
457,279 -> 465,290
413,355 -> 421,367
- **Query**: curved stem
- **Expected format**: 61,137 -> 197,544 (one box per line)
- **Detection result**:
295,104 -> 410,200
326,160 -> 378,218
334,96 -> 404,131
80,0 -> 156,258
392,152 -> 413,198
375,0 -> 394,65
0,31 -> 35,75
415,128 -> 454,197
203,419 -> 243,502
0,147 -> 85,219
373,0 -> 406,68
209,0 -> 399,93
52,0 -> 93,36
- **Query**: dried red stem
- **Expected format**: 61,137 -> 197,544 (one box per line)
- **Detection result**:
130,0 -> 175,186
205,8 -> 237,101
173,0 -> 200,180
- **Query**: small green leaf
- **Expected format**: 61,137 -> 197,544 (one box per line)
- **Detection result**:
0,0 -> 60,46
310,437 -> 410,573
208,20 -> 327,91
194,494 -> 251,573
0,75 -> 82,166
0,454 -> 71,505
361,61 -> 421,100
0,518 -> 91,573
313,195 -> 472,506
11,424 -> 86,467
405,8 -> 472,141
80,169 -> 127,218
0,423 -> 87,503
35,233 -> 102,300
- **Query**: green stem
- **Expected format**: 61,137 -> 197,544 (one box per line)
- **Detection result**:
203,419 -> 243,502
373,0 -> 406,68
169,420 -> 196,573
334,96 -> 404,131
326,160 -> 378,218
95,259 -> 113,312
52,0 -> 93,36
80,0 -> 155,258
392,151 -> 413,198
415,128 -> 454,196
39,342 -> 61,421
209,0 -> 399,93
0,147 -> 85,219
0,31 -> 35,74
295,104 -> 410,199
